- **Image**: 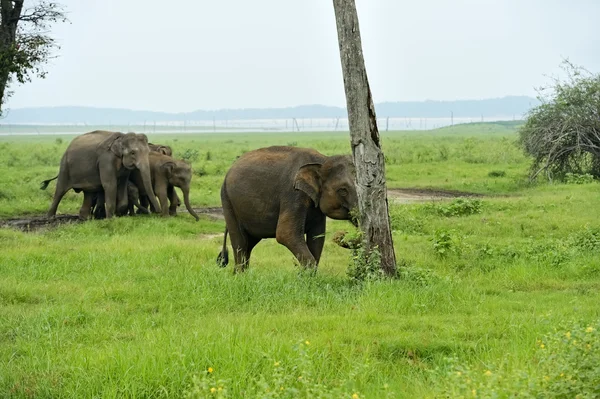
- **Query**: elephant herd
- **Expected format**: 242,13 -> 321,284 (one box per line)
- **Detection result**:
41,131 -> 359,271
41,130 -> 199,222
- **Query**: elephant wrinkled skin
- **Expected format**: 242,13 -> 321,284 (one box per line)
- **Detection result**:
41,131 -> 161,219
130,152 -> 200,220
217,146 -> 358,272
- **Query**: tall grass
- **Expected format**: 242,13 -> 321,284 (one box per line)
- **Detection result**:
1,124 -> 600,397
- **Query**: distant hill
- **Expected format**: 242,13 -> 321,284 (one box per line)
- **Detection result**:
1,96 -> 537,124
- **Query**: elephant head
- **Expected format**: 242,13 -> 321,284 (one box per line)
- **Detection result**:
162,159 -> 200,221
294,155 -> 358,223
108,132 -> 162,214
148,143 -> 173,156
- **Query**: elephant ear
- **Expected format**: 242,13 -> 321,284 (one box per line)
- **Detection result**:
137,133 -> 149,144
162,161 -> 176,178
107,133 -> 124,157
294,163 -> 322,207
159,146 -> 171,156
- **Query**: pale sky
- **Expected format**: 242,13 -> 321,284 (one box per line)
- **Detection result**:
8,0 -> 600,112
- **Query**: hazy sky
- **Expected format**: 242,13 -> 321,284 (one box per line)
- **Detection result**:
8,0 -> 600,112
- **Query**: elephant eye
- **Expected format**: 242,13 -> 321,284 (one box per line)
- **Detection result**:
130,150 -> 136,155
338,188 -> 348,197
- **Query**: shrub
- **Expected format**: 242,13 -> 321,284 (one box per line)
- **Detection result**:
488,170 -> 506,177
519,61 -> 600,181
423,198 -> 482,218
181,149 -> 200,162
431,229 -> 460,258
433,320 -> 600,398
565,172 -> 595,184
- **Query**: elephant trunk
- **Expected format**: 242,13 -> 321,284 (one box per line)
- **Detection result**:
182,186 -> 199,221
138,160 -> 162,215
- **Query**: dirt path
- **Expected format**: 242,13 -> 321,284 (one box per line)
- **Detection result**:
0,188 -> 480,232
388,187 -> 483,203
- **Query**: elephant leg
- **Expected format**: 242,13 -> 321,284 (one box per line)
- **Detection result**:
222,197 -> 260,272
229,229 -> 260,273
116,177 -> 129,217
100,172 -> 117,219
155,182 -> 170,217
275,210 -> 317,268
167,185 -> 178,216
93,191 -> 107,220
306,217 -> 326,265
46,170 -> 70,218
138,195 -> 151,214
79,191 -> 94,221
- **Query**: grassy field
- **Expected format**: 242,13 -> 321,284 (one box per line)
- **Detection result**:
1,123 -> 600,398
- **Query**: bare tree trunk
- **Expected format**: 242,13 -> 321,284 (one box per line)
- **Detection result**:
332,0 -> 396,276
0,0 -> 24,112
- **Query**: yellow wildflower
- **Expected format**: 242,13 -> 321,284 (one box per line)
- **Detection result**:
352,394 -> 360,399
484,370 -> 492,377
210,387 -> 216,393
586,326 -> 595,333
586,344 -> 591,350
298,376 -> 302,380
207,367 -> 214,374
456,371 -> 462,376
472,389 -> 477,397
565,331 -> 571,339
540,343 -> 545,349
560,373 -> 564,377
305,340 -> 310,345
274,361 -> 280,367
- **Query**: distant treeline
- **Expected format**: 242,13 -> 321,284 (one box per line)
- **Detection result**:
2,96 -> 537,124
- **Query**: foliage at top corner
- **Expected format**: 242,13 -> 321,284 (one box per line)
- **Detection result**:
0,1 -> 68,113
519,60 -> 600,181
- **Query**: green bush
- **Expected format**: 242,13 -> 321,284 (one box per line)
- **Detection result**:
431,229 -> 460,258
488,170 -> 506,177
423,199 -> 482,218
433,321 -> 600,398
565,172 -> 595,185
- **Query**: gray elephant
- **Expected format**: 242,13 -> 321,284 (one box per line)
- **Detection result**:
148,143 -> 172,156
40,131 -> 161,219
130,152 -> 200,220
90,182 -> 149,219
217,146 -> 358,272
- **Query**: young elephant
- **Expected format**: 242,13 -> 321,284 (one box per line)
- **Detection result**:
87,182 -> 149,219
130,152 -> 200,221
217,146 -> 358,272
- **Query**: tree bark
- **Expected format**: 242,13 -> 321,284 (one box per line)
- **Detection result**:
332,0 -> 396,276
0,0 -> 24,112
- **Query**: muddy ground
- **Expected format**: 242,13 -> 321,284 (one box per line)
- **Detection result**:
0,188 -> 482,232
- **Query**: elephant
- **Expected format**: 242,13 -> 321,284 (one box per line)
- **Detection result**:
217,146 -> 358,272
130,151 -> 200,221
89,181 -> 149,219
80,141 -> 173,220
148,143 -> 172,156
40,131 -> 161,219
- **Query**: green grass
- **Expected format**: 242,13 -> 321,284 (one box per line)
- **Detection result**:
1,124 -> 600,397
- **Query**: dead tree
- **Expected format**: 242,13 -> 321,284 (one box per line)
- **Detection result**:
332,0 -> 396,276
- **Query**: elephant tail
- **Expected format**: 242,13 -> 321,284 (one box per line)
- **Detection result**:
40,175 -> 58,190
216,228 -> 229,267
